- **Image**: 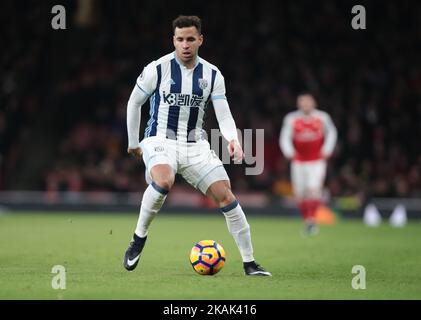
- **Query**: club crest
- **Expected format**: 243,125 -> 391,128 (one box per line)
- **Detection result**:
198,78 -> 208,90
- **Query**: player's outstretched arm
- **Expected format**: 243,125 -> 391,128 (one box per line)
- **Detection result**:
213,99 -> 244,162
126,85 -> 149,159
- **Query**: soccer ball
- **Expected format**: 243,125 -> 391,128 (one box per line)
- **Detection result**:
189,240 -> 226,275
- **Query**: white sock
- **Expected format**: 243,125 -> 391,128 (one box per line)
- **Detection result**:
221,200 -> 255,263
135,182 -> 168,238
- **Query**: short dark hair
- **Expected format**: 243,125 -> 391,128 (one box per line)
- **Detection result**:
172,15 -> 202,34
297,90 -> 315,98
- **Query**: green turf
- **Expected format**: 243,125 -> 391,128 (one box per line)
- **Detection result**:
0,211 -> 420,299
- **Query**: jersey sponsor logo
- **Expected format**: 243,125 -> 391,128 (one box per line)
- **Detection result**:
295,130 -> 322,141
293,118 -> 323,142
162,91 -> 204,107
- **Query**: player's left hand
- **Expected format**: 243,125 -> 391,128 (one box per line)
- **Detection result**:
127,147 -> 143,160
228,140 -> 244,163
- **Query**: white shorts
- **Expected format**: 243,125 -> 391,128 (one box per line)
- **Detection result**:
291,159 -> 327,199
140,136 -> 229,194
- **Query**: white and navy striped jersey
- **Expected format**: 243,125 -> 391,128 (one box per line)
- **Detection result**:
135,52 -> 226,142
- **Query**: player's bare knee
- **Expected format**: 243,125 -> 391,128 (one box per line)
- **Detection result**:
218,188 -> 236,207
207,181 -> 236,207
153,177 -> 174,191
152,173 -> 175,191
151,165 -> 175,191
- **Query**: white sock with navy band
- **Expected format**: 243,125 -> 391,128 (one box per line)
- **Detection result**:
135,181 -> 168,238
221,200 -> 255,263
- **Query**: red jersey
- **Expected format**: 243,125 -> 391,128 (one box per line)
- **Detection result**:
280,110 -> 337,162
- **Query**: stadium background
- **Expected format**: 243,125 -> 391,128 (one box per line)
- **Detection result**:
1,0 -> 420,217
1,0 -> 421,301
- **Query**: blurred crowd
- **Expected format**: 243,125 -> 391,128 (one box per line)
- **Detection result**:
1,0 -> 421,200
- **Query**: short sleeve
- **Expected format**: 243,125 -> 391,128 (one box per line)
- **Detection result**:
135,61 -> 158,96
210,71 -> 226,101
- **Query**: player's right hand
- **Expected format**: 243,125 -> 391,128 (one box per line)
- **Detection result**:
228,140 -> 244,163
127,147 -> 142,160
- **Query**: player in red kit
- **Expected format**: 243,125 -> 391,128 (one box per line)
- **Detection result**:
280,92 -> 337,235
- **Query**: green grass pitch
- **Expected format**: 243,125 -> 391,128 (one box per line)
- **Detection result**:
0,211 -> 421,299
